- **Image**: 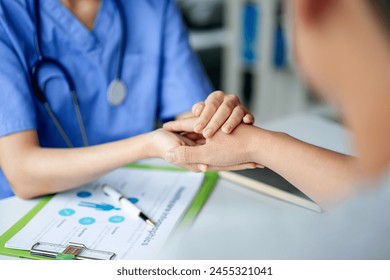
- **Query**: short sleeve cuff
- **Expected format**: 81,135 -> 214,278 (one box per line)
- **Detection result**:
0,119 -> 37,138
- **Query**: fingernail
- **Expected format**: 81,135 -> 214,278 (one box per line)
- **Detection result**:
204,128 -> 212,138
195,104 -> 203,116
165,151 -> 176,162
194,123 -> 203,132
198,164 -> 207,172
222,125 -> 231,133
244,115 -> 254,123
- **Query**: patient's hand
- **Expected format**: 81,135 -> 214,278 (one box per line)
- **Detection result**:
162,118 -> 264,171
149,129 -> 203,172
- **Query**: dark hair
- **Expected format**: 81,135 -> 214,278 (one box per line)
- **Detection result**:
369,0 -> 390,30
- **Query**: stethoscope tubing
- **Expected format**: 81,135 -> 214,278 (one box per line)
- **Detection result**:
30,0 -> 126,148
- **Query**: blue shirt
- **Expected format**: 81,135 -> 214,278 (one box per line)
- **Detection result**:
0,0 -> 212,199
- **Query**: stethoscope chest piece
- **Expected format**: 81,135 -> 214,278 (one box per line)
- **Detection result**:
107,79 -> 127,106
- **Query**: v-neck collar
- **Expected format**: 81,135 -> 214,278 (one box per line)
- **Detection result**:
42,0 -> 115,53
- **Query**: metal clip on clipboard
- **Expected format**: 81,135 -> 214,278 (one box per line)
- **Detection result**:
30,242 -> 116,260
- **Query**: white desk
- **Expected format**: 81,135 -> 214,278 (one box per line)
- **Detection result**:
0,113 -> 352,260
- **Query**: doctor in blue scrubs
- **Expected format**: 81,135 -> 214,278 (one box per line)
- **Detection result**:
0,0 -> 254,199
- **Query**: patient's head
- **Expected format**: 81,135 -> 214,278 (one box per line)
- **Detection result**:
290,0 -> 390,176
290,0 -> 390,109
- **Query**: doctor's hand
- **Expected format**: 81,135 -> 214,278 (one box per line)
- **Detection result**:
148,129 -> 199,171
170,91 -> 254,139
162,118 -> 265,171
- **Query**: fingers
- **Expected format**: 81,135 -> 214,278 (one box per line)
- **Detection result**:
174,162 -> 259,173
192,102 -> 205,117
241,104 -> 255,124
221,106 -> 254,133
197,92 -> 253,138
202,94 -> 240,138
163,117 -> 197,133
195,138 -> 206,145
179,135 -> 197,147
165,146 -> 261,170
169,162 -> 204,173
179,163 -> 203,173
221,106 -> 246,134
197,163 -> 258,172
182,132 -> 205,142
243,113 -> 255,124
165,146 -> 264,173
165,146 -> 206,165
165,91 -> 255,138
193,91 -> 225,134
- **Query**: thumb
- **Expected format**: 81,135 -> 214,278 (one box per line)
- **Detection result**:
164,146 -> 203,164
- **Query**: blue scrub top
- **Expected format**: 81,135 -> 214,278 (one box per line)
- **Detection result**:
0,0 -> 212,199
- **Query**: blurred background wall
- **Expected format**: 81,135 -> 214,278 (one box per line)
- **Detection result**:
176,0 -> 338,123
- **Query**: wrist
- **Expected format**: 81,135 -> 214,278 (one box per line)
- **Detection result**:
120,132 -> 158,160
249,127 -> 290,168
143,131 -> 160,159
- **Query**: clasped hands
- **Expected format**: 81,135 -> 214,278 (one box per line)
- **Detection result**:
150,91 -> 263,172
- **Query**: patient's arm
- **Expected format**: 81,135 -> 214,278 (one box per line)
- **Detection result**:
164,119 -> 360,206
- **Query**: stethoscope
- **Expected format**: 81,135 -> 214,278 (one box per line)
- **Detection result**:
30,0 -> 127,148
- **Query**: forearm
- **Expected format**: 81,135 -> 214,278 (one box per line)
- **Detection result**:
250,128 -> 359,205
4,133 -> 154,199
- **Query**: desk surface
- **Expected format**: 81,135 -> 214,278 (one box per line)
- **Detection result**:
0,113 -> 352,260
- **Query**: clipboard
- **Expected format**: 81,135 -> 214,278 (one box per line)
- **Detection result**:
0,163 -> 219,260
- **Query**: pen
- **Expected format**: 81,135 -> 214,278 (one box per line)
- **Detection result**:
102,184 -> 155,227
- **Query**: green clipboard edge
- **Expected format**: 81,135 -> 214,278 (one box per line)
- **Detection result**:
0,164 -> 219,260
